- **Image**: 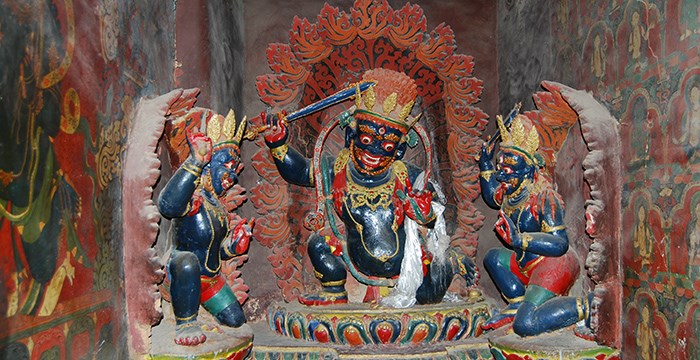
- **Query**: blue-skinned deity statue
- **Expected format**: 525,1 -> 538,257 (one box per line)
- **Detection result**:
478,112 -> 593,337
158,110 -> 253,346
262,68 -> 478,307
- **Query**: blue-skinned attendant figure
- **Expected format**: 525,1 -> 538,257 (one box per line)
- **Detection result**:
478,113 -> 593,337
158,110 -> 253,346
263,68 -> 478,307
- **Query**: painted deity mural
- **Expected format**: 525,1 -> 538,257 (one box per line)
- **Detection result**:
500,0 -> 700,357
0,0 -> 175,358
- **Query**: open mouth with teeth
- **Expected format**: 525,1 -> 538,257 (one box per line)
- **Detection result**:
360,151 -> 382,167
352,145 -> 392,174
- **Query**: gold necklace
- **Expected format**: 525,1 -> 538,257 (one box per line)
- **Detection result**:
200,189 -> 227,274
502,179 -> 534,216
345,168 -> 395,211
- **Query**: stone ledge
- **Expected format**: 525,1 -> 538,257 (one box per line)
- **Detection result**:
150,305 -> 253,360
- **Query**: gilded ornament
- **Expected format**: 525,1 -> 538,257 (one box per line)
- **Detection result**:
398,100 -> 414,121
270,144 -> 289,162
346,170 -> 395,211
207,115 -> 222,143
363,86 -> 376,110
222,109 -> 236,140
383,92 -> 398,116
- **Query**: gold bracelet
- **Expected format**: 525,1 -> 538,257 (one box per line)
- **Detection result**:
223,242 -> 236,258
270,144 -> 289,161
321,279 -> 346,287
521,233 -> 533,251
480,169 -> 495,181
505,295 -> 525,304
175,313 -> 197,322
576,297 -> 584,320
182,162 -> 203,177
542,221 -> 566,233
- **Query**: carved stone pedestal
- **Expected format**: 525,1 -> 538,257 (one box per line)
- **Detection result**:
149,305 -> 253,360
250,296 -> 492,359
488,329 -> 620,360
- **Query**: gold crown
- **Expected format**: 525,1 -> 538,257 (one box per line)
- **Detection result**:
207,109 -> 248,153
497,114 -> 541,165
354,68 -> 418,134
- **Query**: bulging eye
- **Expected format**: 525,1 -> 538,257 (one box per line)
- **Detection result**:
224,161 -> 235,169
360,134 -> 372,145
503,167 -> 513,174
382,142 -> 395,152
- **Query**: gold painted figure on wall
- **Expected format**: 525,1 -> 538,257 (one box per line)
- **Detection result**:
633,205 -> 654,268
635,305 -> 657,360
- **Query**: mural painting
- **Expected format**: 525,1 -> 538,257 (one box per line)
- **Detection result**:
566,0 -> 700,357
581,22 -> 615,91
0,0 -> 174,358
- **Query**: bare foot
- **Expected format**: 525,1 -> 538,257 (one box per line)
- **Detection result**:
174,321 -> 206,346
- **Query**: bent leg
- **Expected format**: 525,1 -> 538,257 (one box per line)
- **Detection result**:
415,260 -> 452,304
200,277 -> 246,328
168,251 -> 206,345
169,251 -> 201,322
414,248 -> 478,304
511,252 -> 584,337
300,234 -> 348,305
483,248 -> 526,300
482,248 -> 527,330
512,285 -> 592,337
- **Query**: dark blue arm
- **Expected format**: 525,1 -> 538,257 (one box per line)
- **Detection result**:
520,191 -> 569,257
158,158 -> 203,219
271,145 -> 314,187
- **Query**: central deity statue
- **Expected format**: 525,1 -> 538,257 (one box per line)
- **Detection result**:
263,68 -> 478,307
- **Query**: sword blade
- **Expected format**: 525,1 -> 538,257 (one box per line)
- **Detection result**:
286,80 -> 376,122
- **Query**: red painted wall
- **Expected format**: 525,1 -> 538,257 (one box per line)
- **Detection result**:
0,0 -> 175,358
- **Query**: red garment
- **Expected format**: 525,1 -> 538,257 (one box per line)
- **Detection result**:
509,251 -> 579,296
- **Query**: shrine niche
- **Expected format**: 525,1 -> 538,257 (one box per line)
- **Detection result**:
122,89 -> 253,359
250,0 -> 487,303
247,0 -> 490,357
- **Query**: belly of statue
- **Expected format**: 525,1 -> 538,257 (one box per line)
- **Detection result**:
343,205 -> 404,278
173,213 -> 226,275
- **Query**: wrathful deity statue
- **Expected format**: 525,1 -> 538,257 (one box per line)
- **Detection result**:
263,68 -> 478,307
478,112 -> 593,337
158,110 -> 253,346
